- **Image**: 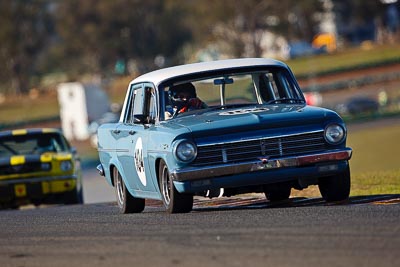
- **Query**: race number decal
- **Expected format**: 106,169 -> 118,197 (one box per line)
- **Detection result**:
219,107 -> 269,115
134,137 -> 146,186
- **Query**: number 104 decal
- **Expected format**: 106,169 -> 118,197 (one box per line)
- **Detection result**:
134,137 -> 146,186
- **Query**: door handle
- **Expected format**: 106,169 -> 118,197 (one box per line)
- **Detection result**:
129,130 -> 136,135
113,130 -> 120,134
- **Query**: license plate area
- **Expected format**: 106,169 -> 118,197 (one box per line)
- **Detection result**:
14,182 -> 44,198
14,184 -> 27,197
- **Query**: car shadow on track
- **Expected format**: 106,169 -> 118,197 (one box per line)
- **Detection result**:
6,194 -> 399,213
189,194 -> 400,212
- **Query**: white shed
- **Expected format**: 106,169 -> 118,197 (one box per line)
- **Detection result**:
57,82 -> 110,141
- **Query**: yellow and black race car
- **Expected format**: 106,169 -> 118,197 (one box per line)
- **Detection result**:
0,128 -> 83,209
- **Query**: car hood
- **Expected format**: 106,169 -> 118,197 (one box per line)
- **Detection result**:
167,105 -> 341,138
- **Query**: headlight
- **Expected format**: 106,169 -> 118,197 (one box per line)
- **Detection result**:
174,140 -> 197,162
60,160 -> 73,171
325,124 -> 345,144
41,163 -> 51,171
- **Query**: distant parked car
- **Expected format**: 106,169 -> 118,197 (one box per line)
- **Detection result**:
337,96 -> 379,115
97,58 -> 352,214
289,41 -> 327,58
0,128 -> 83,209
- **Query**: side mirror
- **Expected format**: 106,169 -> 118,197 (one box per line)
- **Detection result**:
71,147 -> 80,161
71,147 -> 78,155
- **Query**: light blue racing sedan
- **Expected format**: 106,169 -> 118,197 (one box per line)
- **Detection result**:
97,58 -> 352,213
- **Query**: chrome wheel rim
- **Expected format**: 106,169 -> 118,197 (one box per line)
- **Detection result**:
161,165 -> 171,205
114,169 -> 124,206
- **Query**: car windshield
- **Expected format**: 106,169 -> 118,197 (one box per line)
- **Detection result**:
0,133 -> 69,157
163,67 -> 305,120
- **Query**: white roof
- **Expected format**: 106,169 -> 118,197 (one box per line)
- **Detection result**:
130,58 -> 287,86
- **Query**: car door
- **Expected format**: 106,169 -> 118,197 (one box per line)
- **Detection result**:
116,83 -> 158,195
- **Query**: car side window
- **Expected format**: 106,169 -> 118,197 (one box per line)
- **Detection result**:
132,87 -> 146,119
124,85 -> 140,124
147,86 -> 157,123
258,70 -> 302,102
124,84 -> 157,124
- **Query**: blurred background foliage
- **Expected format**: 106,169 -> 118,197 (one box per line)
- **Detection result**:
0,0 -> 397,95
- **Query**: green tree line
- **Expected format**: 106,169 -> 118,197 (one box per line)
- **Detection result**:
0,0 -> 388,95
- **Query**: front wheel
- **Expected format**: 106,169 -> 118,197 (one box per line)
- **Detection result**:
113,168 -> 145,213
159,161 -> 193,213
318,166 -> 351,202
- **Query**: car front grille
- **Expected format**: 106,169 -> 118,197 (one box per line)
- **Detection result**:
0,162 -> 51,175
193,131 -> 327,166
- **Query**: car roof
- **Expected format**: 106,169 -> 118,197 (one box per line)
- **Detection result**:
130,58 -> 287,86
0,128 -> 62,138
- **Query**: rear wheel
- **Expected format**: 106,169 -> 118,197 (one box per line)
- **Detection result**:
64,187 -> 83,204
0,202 -> 19,210
264,184 -> 291,202
159,160 -> 193,213
113,168 -> 145,213
318,166 -> 351,202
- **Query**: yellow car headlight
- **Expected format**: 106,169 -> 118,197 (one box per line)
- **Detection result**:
60,160 -> 73,171
41,162 -> 51,171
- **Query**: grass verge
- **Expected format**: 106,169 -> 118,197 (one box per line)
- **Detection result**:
288,44 -> 400,76
292,117 -> 400,197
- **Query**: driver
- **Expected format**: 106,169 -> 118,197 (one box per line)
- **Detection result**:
35,138 -> 55,154
169,82 -> 207,115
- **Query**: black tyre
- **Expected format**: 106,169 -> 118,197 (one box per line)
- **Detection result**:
264,184 -> 291,202
159,160 -> 193,213
32,200 -> 42,207
113,168 -> 145,213
318,166 -> 351,202
64,187 -> 84,204
0,203 -> 19,210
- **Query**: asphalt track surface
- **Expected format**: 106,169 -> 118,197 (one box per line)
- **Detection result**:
1,185 -> 399,267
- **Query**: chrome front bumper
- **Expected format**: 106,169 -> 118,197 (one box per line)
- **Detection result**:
170,148 -> 352,182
